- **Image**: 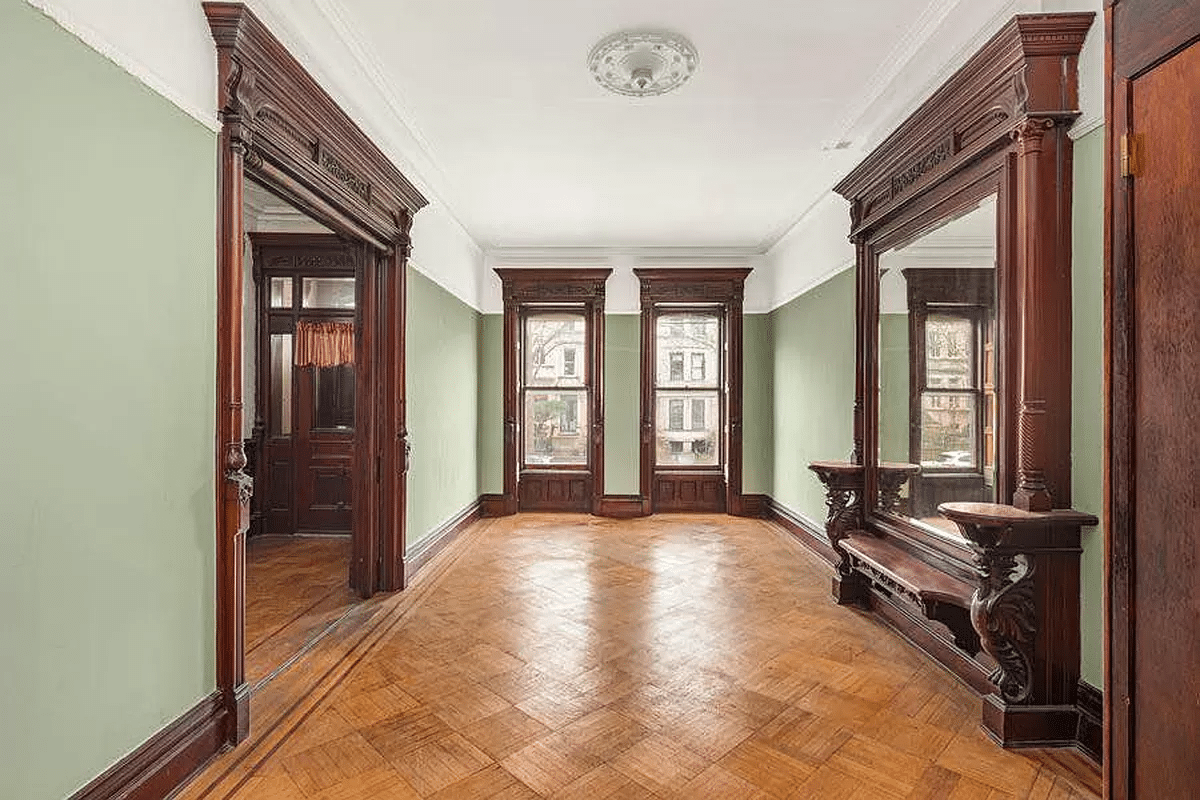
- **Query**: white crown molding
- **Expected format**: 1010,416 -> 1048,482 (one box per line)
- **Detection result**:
821,0 -> 967,150
408,259 -> 485,314
766,260 -> 856,314
1069,112 -> 1104,140
486,245 -> 766,267
855,0 -> 1042,153
301,0 -> 482,250
26,0 -> 221,132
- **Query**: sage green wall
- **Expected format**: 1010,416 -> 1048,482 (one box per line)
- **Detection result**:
770,269 -> 857,524
879,313 -> 910,464
406,268 -> 480,546
1072,127 -> 1105,687
743,314 -> 774,494
478,314 -> 505,494
0,4 -> 217,798
604,315 -> 640,494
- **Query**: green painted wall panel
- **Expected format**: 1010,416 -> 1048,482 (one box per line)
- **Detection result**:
604,316 -> 640,495
0,4 -> 217,797
742,315 -> 774,494
1072,127 -> 1105,687
770,269 -> 857,524
406,268 -> 480,546
478,314 -> 505,495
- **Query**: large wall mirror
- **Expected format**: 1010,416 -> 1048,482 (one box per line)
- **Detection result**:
875,196 -> 999,541
819,13 -> 1100,750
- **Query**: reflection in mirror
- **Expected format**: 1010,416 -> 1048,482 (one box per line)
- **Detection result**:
877,197 -> 997,540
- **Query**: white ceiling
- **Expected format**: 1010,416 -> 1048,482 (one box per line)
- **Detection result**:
303,0 -> 1029,251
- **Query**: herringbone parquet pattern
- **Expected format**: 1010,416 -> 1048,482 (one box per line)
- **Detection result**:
180,514 -> 1100,800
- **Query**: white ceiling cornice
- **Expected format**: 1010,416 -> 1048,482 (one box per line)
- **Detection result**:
26,0 -> 221,132
820,0 -> 967,151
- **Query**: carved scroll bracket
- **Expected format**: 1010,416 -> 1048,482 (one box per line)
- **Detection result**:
808,460 -> 866,580
939,501 -> 1096,704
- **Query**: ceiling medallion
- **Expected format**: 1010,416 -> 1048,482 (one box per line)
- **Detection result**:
588,30 -> 698,97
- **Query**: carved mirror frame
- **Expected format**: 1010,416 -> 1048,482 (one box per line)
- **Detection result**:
834,13 -> 1094,568
205,2 -> 426,745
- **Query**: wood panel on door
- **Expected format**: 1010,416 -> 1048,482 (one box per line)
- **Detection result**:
1108,2 -> 1200,796
295,363 -> 354,533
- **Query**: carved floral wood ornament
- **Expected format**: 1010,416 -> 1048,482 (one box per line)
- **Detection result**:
812,12 -> 1100,749
203,2 -> 427,747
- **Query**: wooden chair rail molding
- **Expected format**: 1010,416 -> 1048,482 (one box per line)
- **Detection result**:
806,11 -> 1102,753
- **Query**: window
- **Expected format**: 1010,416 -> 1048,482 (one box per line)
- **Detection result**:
668,398 -> 685,431
560,395 -> 579,434
522,313 -> 588,465
637,268 -> 750,512
669,352 -> 684,382
919,312 -> 983,470
653,311 -> 721,467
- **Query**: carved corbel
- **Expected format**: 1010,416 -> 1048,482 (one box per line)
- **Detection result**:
808,461 -> 866,604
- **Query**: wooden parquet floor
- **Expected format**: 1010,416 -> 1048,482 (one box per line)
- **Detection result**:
180,514 -> 1100,800
245,535 -> 358,687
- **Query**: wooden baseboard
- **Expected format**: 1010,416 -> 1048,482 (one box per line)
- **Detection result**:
595,495 -> 649,518
406,498 -> 482,578
732,493 -> 770,518
479,494 -> 512,517
1076,679 -> 1102,764
68,692 -> 225,800
764,497 -> 838,566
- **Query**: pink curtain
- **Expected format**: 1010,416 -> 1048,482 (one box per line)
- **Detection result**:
294,320 -> 354,367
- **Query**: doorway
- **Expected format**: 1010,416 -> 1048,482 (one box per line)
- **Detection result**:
242,227 -> 366,687
206,3 -> 427,744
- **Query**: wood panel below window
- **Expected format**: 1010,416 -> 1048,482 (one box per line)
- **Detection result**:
653,471 -> 726,512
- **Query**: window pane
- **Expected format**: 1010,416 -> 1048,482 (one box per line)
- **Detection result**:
524,391 -> 587,466
656,312 -> 719,387
314,364 -> 355,430
269,334 -> 293,435
302,277 -> 356,309
925,314 -> 974,388
656,391 -> 719,466
270,276 -> 293,308
524,313 -> 586,387
920,391 -> 977,468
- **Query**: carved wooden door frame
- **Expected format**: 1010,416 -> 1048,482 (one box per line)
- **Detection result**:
204,2 -> 426,745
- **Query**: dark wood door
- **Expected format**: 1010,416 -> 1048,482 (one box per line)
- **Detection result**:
1109,3 -> 1200,796
295,362 -> 354,533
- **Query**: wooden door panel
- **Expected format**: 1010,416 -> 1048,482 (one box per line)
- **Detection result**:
296,365 -> 354,533
1110,3 -> 1200,794
1128,35 -> 1200,798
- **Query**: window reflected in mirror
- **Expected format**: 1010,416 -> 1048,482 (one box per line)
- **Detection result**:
876,196 -> 997,540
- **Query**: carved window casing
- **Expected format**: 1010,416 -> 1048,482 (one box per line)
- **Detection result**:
635,268 -> 751,514
495,268 -> 611,514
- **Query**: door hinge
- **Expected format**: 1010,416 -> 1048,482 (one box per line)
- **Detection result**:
1120,132 -> 1137,178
